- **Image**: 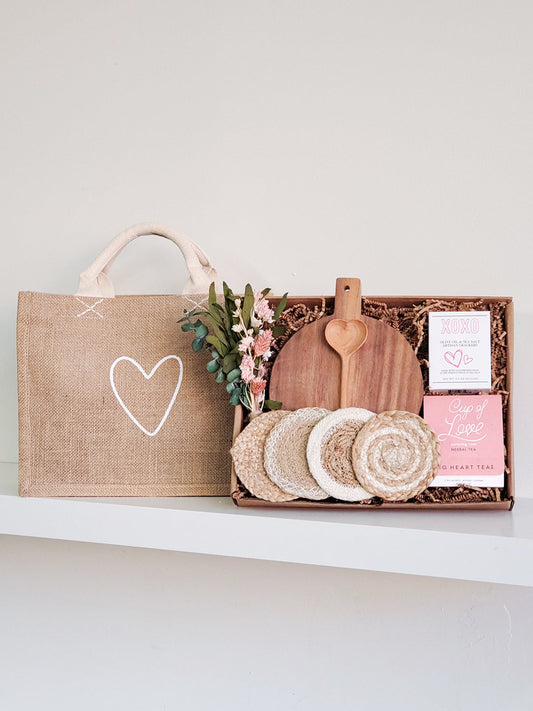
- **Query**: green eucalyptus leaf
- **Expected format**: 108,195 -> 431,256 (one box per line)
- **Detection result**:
224,299 -> 236,332
212,321 -> 230,348
203,316 -> 229,349
205,335 -> 227,355
181,322 -> 195,332
192,337 -> 204,352
242,283 -> 254,327
206,360 -> 219,373
208,303 -> 223,324
229,390 -> 241,406
226,368 -> 241,383
222,354 -> 237,373
208,305 -> 225,328
226,381 -> 236,393
215,369 -> 226,383
195,323 -> 208,338
208,281 -> 217,308
264,399 -> 282,410
274,292 -> 288,320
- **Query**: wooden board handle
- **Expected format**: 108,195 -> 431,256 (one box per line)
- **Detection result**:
333,278 -> 362,320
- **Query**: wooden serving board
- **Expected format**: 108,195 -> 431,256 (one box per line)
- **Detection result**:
269,278 -> 424,414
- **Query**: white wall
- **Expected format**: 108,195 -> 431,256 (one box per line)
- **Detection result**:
1,1 -> 532,709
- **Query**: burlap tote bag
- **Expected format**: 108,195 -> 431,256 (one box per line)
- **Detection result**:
17,223 -> 234,497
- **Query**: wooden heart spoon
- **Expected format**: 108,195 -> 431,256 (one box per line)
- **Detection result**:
324,279 -> 368,407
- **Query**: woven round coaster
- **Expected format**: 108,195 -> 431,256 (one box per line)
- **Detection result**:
307,408 -> 375,502
230,410 -> 298,502
352,410 -> 440,501
264,408 -> 331,500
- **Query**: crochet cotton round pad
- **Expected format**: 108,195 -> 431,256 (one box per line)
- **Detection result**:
352,410 -> 440,501
307,407 -> 375,501
230,410 -> 297,502
264,407 -> 331,500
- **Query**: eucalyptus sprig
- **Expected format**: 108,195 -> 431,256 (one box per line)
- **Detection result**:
179,282 -> 287,414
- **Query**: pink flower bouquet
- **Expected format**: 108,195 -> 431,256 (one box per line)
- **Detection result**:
180,283 -> 287,416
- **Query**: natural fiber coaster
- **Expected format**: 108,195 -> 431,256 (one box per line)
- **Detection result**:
264,408 -> 331,500
352,410 -> 440,501
230,410 -> 298,502
307,408 -> 375,502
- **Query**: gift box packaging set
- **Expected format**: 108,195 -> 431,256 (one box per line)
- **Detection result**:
231,293 -> 513,510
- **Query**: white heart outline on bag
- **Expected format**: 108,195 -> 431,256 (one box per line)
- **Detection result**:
109,355 -> 183,437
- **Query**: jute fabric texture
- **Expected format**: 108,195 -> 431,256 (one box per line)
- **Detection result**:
17,224 -> 233,497
264,408 -> 330,500
352,410 -> 440,501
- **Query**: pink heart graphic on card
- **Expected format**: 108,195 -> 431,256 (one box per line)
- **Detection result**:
444,349 -> 463,368
463,354 -> 473,365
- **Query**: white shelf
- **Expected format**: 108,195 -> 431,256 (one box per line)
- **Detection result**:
1,461 -> 531,587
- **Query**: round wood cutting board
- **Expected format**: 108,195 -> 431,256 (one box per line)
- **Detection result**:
269,278 -> 424,414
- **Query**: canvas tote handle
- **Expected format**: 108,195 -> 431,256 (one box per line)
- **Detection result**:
76,222 -> 219,297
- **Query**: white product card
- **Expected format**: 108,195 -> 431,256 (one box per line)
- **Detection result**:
428,311 -> 491,391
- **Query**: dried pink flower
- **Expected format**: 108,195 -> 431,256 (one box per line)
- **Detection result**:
250,376 -> 266,396
254,329 -> 273,358
253,292 -> 274,323
239,355 -> 255,383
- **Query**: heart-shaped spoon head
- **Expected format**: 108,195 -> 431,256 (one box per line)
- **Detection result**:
325,318 -> 368,358
325,318 -> 368,408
